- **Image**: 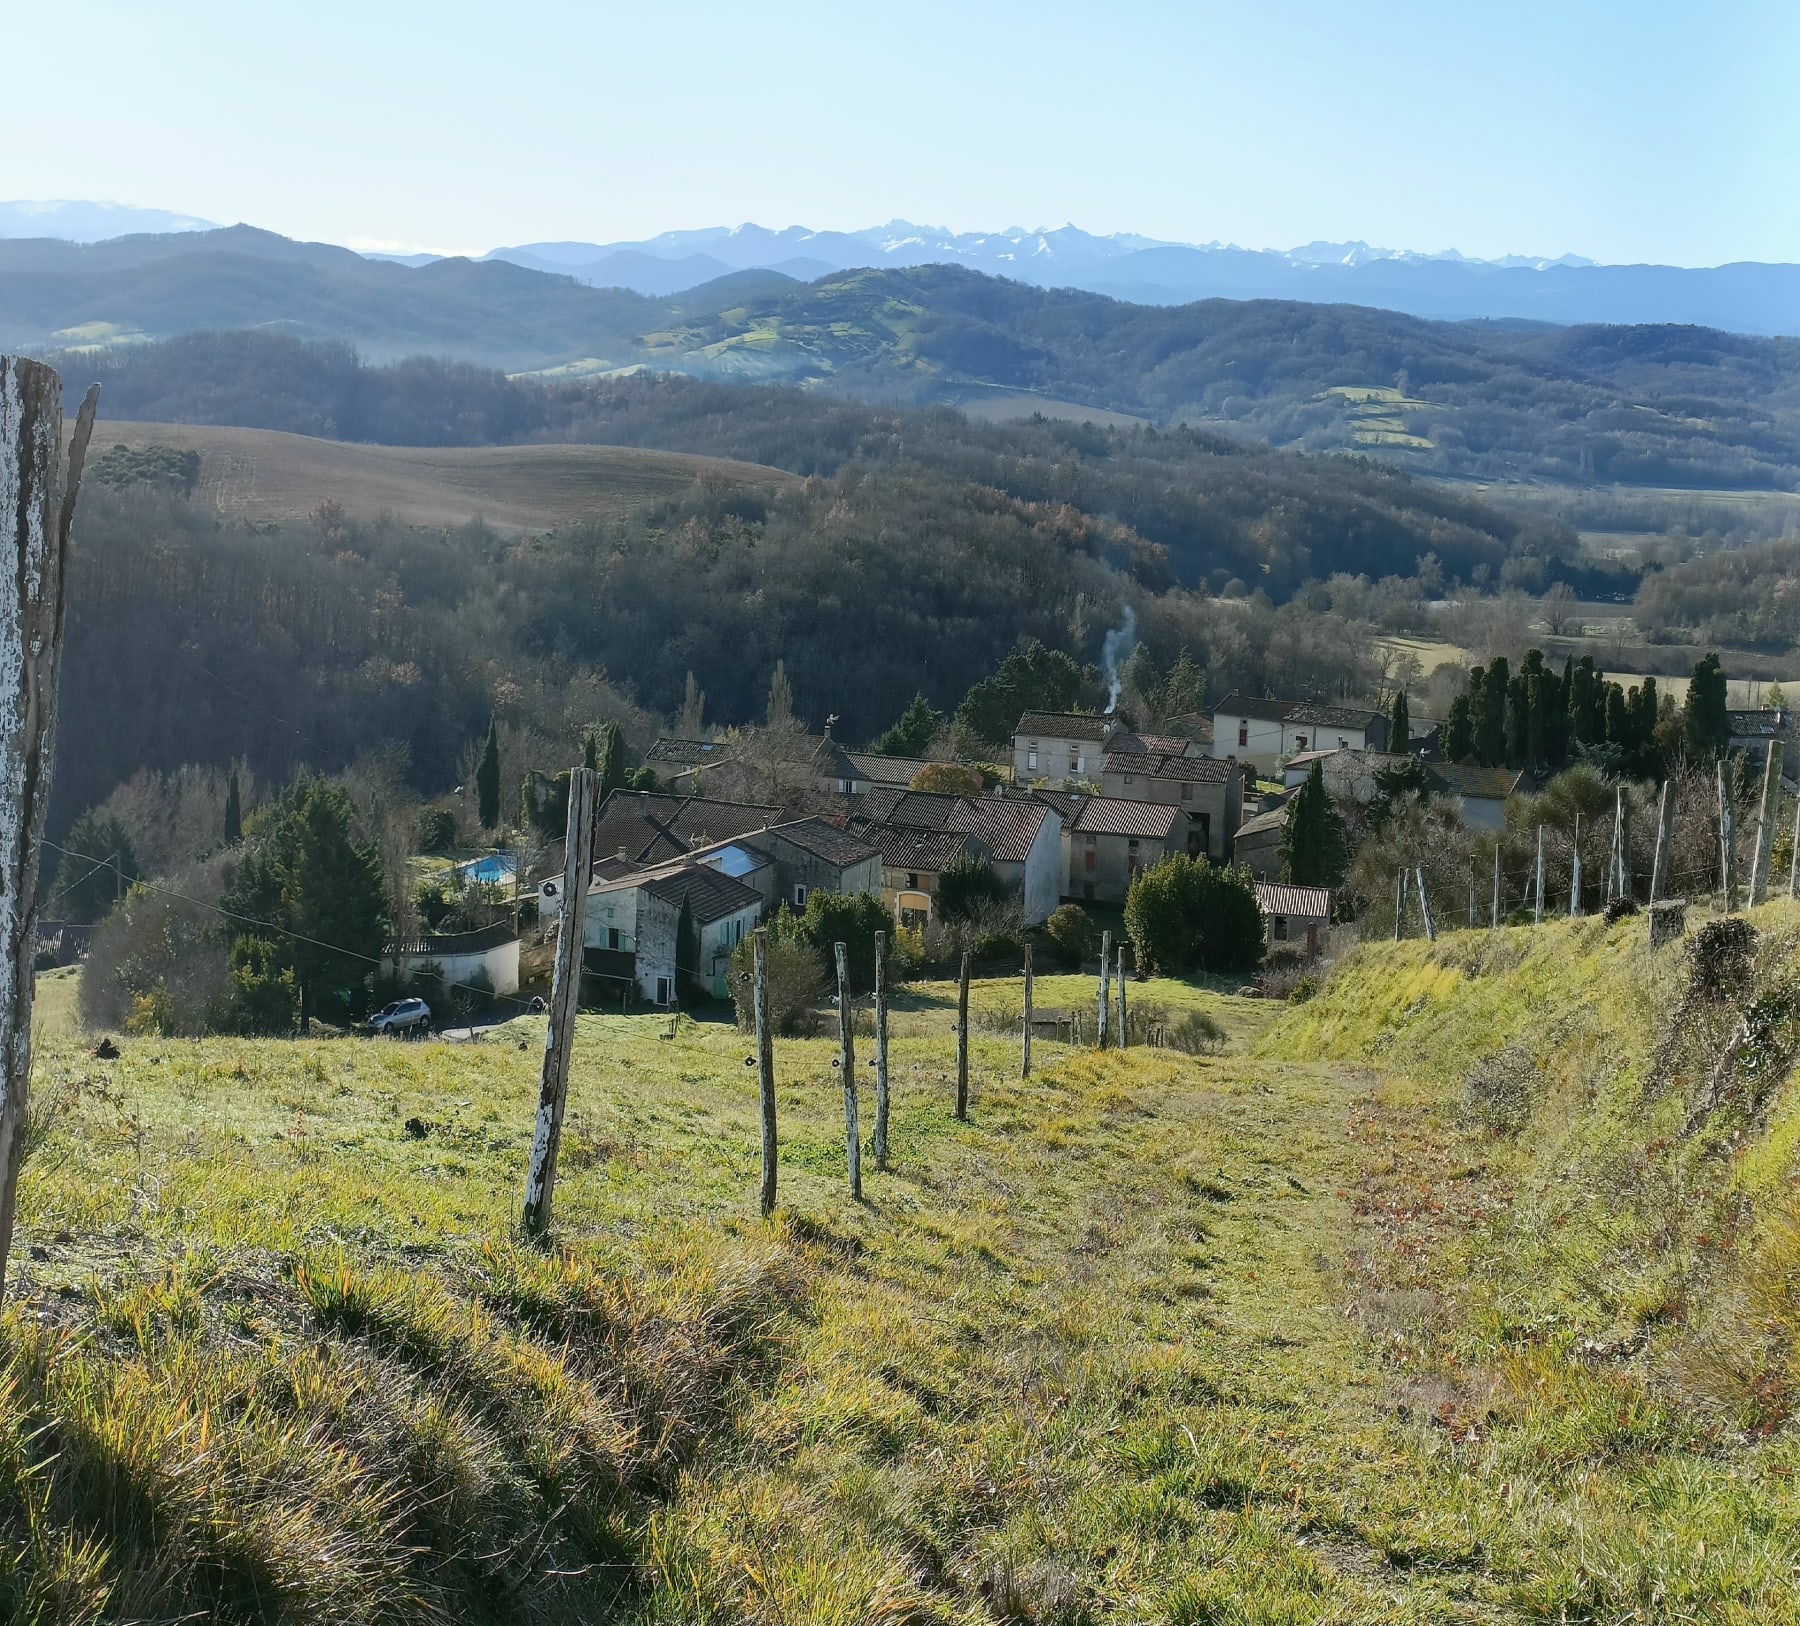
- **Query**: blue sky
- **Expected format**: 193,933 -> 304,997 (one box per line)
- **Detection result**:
6,0 -> 1795,264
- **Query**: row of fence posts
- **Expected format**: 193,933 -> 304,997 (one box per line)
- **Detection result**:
1395,750 -> 1800,943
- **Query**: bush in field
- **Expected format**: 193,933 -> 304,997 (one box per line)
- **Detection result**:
773,891 -> 892,993
936,855 -> 1006,921
1124,856 -> 1264,976
1044,903 -> 1098,968
727,934 -> 825,1036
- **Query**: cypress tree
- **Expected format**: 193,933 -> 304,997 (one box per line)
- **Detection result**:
1388,690 -> 1410,751
1442,693 -> 1474,764
597,720 -> 628,796
1684,653 -> 1730,760
582,729 -> 601,773
476,719 -> 501,830
223,771 -> 243,846
1279,760 -> 1347,887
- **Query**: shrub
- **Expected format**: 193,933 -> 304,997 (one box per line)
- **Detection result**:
727,934 -> 825,1035
773,891 -> 892,993
1169,1010 -> 1228,1054
970,928 -> 1023,967
1044,904 -> 1098,968
909,762 -> 985,796
417,806 -> 458,854
1124,857 -> 1264,976
936,855 -> 1007,921
1691,918 -> 1757,1001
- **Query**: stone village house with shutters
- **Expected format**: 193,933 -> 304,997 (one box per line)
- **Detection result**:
1011,711 -> 1124,787
1208,693 -> 1389,778
1065,798 -> 1191,904
855,823 -> 989,923
1098,751 -> 1242,861
851,787 -> 1063,924
584,856 -> 763,1005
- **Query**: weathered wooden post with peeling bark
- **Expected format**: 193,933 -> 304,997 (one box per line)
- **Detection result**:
523,765 -> 598,1238
955,947 -> 971,1121
836,942 -> 860,1198
1394,869 -> 1407,941
753,928 -> 777,1216
1115,941 -> 1128,1046
1534,826 -> 1545,925
872,930 -> 890,1169
0,359 -> 96,1297
1414,866 -> 1435,942
1649,781 -> 1674,906
1718,762 -> 1738,912
1750,743 -> 1783,906
1569,813 -> 1582,918
1491,845 -> 1501,929
1020,942 -> 1033,1079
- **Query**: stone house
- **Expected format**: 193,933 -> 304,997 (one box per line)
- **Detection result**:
856,824 -> 989,922
1011,711 -> 1123,786
1208,694 -> 1388,777
742,818 -> 883,911
1098,751 -> 1242,860
1064,798 -> 1190,904
1231,802 -> 1290,879
853,787 -> 1064,924
1253,882 -> 1332,959
585,857 -> 762,1004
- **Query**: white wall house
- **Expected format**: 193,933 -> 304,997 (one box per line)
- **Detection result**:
1208,694 -> 1388,778
1011,711 -> 1122,787
586,858 -> 762,1003
388,925 -> 521,999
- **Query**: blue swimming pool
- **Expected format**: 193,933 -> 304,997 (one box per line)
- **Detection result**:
457,854 -> 515,886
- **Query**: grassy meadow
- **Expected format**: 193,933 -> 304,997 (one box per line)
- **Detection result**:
5,929 -> 1800,1621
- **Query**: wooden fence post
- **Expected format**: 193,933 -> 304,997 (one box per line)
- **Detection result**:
1790,789 -> 1800,899
1750,743 -> 1783,906
1096,929 -> 1112,1048
1115,942 -> 1128,1047
523,765 -> 599,1239
0,358 -> 96,1298
1415,866 -> 1436,942
872,930 -> 890,1169
836,942 -> 860,1198
1534,825 -> 1545,926
1020,942 -> 1033,1079
1569,812 -> 1582,918
754,928 -> 777,1216
1491,844 -> 1501,928
955,947 -> 971,1122
1650,781 -> 1673,905
1467,855 -> 1476,929
1394,868 -> 1408,941
1718,761 -> 1737,912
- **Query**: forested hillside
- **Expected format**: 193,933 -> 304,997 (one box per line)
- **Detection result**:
50,382 -> 1571,839
29,251 -> 1800,487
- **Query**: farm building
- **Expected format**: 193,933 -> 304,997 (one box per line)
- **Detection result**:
1253,882 -> 1332,959
1064,798 -> 1190,904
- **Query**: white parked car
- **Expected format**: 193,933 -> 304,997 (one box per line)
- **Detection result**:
368,997 -> 432,1036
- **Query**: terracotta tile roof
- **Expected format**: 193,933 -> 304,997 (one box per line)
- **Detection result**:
768,817 -> 880,868
591,791 -> 779,867
855,823 -> 983,871
837,751 -> 928,786
857,786 -> 957,829
1213,692 -> 1383,731
593,855 -> 762,925
1254,882 -> 1332,919
1429,763 -> 1526,801
948,797 -> 1055,863
1107,731 -> 1195,756
1014,710 -> 1115,742
1070,798 -> 1182,839
1233,803 -> 1291,841
1101,752 -> 1237,784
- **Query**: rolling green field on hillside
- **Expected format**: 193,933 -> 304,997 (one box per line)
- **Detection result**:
7,926 -> 1800,1622
90,422 -> 793,532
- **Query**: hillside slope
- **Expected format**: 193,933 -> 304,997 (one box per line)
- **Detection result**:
91,421 -> 793,532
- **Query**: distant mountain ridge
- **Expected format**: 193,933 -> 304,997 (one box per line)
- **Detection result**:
4,201 -> 1795,332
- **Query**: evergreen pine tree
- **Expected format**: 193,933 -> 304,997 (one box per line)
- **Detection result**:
679,672 -> 706,738
476,720 -> 501,830
1442,693 -> 1474,763
874,692 -> 943,757
223,771 -> 243,846
582,729 -> 600,773
1684,653 -> 1730,760
1389,690 -> 1410,752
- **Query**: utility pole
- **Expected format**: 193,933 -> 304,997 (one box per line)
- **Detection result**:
0,358 -> 96,1297
523,765 -> 598,1239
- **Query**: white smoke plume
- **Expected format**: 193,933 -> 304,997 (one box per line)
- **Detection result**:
1102,605 -> 1138,713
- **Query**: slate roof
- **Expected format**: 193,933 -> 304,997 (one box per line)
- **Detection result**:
857,786 -> 957,829
1101,751 -> 1237,784
1014,710 -> 1115,742
644,737 -> 733,765
947,797 -> 1056,863
1070,798 -> 1182,839
1212,692 -> 1383,730
592,856 -> 762,925
1254,882 -> 1332,920
856,823 -> 983,872
1106,731 -> 1195,756
387,923 -> 518,956
768,817 -> 881,868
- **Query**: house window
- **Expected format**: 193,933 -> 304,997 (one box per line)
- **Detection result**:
1027,745 -> 1038,770
1198,812 -> 1211,851
905,872 -> 919,889
1338,737 -> 1348,749
1070,752 -> 1082,775
1180,781 -> 1193,802
1237,721 -> 1248,748
656,976 -> 673,1004
607,927 -> 621,950
1272,917 -> 1288,941
1122,773 -> 1133,786
1084,845 -> 1097,872
793,884 -> 808,908
1295,735 -> 1308,753
836,778 -> 850,793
